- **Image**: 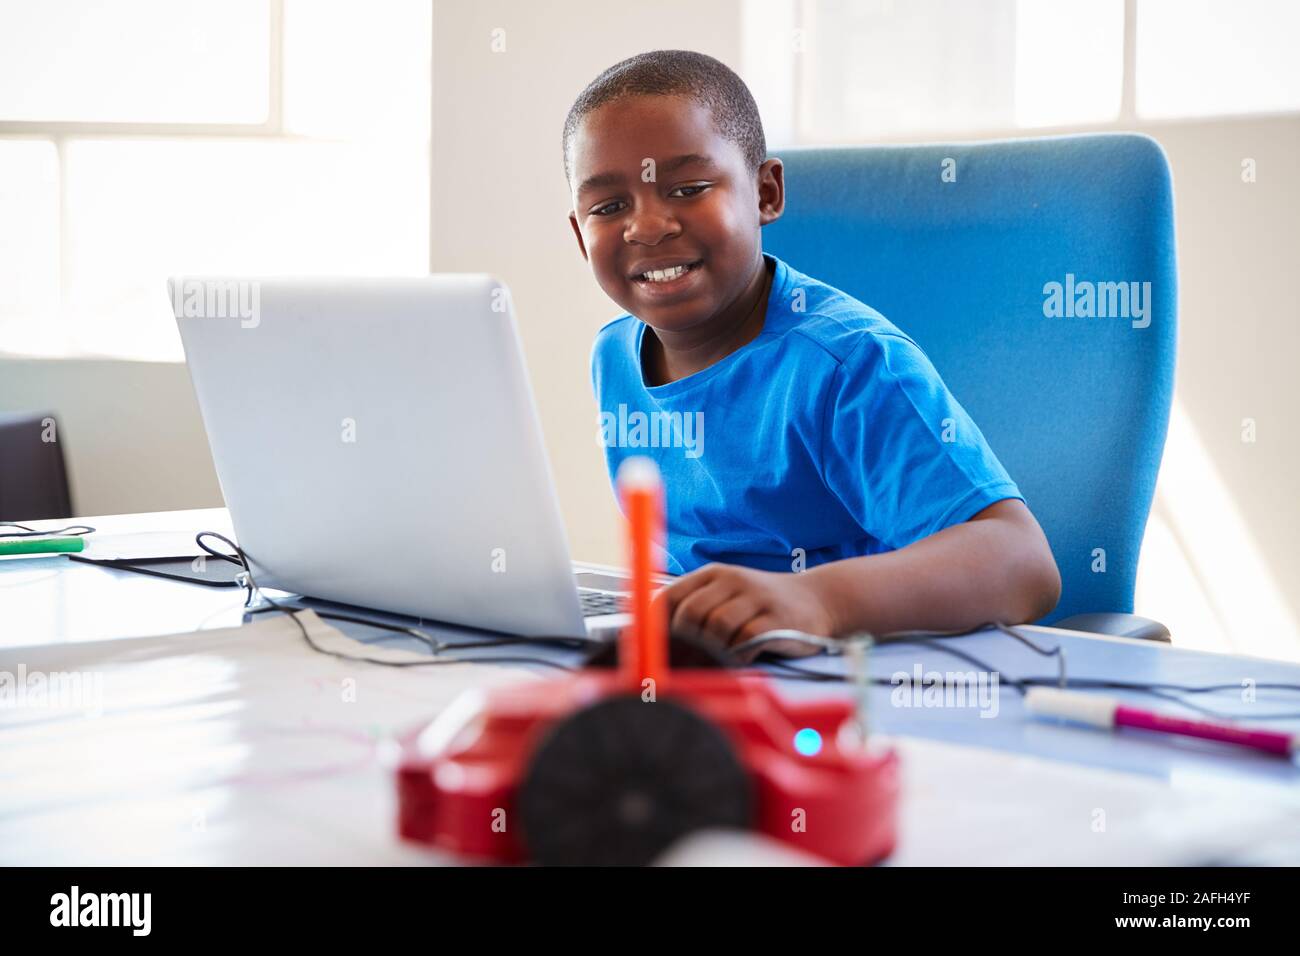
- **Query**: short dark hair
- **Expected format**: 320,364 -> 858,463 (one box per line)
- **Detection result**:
562,50 -> 767,184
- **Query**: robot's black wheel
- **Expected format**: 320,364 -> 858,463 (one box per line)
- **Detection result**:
582,631 -> 735,670
518,694 -> 752,866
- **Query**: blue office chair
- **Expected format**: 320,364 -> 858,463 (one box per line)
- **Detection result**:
765,134 -> 1176,641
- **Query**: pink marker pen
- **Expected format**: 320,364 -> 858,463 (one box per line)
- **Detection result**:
1025,687 -> 1300,759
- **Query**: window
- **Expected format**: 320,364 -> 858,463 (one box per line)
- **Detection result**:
744,0 -> 1298,146
1014,0 -> 1124,128
0,0 -> 270,123
0,0 -> 431,361
1136,0 -> 1300,119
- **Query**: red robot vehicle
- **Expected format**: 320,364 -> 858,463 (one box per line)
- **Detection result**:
396,458 -> 899,865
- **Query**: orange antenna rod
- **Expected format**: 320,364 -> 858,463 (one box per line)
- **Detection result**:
617,457 -> 667,691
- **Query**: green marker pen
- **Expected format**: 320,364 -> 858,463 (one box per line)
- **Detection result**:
0,536 -> 86,556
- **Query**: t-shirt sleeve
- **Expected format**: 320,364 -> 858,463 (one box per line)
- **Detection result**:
589,332 -> 603,400
818,333 -> 1023,551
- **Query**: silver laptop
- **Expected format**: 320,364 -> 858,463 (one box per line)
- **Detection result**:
169,274 -> 642,639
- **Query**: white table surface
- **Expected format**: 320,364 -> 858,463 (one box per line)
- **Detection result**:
3,509 -> 1299,865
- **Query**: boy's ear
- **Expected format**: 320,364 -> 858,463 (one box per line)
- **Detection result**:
757,158 -> 785,226
568,212 -> 589,262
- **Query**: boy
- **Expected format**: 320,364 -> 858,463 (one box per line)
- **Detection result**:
564,50 -> 1060,658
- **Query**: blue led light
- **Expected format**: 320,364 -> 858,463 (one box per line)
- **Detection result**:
793,727 -> 823,757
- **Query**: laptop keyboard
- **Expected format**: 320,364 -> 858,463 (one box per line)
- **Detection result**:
578,589 -> 624,617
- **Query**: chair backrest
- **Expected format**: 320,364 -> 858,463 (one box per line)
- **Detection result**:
764,134 -> 1177,623
0,411 -> 73,521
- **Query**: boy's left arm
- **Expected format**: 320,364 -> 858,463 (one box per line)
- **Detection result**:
658,498 -> 1061,659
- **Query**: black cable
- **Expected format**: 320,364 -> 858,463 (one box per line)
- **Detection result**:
0,522 -> 96,538
1131,686 -> 1300,722
196,531 -> 581,672
193,529 -> 1300,718
244,601 -> 595,654
195,533 -> 245,566
769,626 -> 1300,722
905,637 -> 1031,693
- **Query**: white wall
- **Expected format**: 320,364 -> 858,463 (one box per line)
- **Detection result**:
427,0 -> 744,564
1145,113 -> 1297,585
1128,113 -> 1300,657
0,358 -> 221,516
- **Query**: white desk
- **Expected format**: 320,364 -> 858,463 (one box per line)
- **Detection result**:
3,509 -> 1299,865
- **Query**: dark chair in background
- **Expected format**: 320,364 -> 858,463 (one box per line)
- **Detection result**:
0,411 -> 73,521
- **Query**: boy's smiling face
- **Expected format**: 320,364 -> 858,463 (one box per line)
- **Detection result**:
568,94 -> 784,335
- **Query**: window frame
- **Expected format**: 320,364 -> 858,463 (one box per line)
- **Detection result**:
0,0 -> 436,360
767,0 -> 1299,148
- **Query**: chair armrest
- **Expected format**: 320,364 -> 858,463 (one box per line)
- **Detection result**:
1051,613 -> 1171,643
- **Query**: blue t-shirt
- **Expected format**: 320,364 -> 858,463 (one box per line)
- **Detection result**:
591,253 -> 1022,576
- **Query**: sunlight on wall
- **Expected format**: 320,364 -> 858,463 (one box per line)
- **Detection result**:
1135,400 -> 1299,661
